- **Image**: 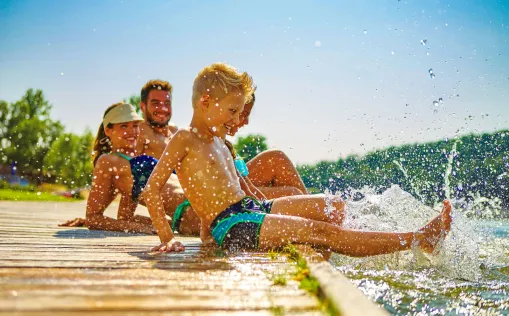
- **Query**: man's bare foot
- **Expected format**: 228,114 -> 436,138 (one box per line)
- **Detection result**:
415,200 -> 452,253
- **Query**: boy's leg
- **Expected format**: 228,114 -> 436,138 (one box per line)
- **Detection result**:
247,150 -> 308,194
270,194 -> 344,226
258,201 -> 452,257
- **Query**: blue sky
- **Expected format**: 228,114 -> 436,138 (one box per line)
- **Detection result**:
1,0 -> 508,164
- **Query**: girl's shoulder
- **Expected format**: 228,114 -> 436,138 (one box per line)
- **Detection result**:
95,153 -> 130,170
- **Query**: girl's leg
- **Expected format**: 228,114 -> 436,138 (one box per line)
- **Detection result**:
159,176 -> 186,217
247,150 -> 308,194
257,186 -> 303,199
258,201 -> 452,257
178,207 -> 201,235
270,194 -> 345,226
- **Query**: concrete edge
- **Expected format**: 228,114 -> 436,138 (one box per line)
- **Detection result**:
295,246 -> 388,316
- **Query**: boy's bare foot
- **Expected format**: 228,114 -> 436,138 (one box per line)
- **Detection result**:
415,200 -> 452,253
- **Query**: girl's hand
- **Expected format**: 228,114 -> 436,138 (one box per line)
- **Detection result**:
151,239 -> 185,252
59,218 -> 87,227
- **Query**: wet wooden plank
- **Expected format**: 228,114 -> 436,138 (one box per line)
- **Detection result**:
0,201 -> 324,314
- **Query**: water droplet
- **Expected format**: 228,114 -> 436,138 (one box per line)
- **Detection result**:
363,30 -> 367,34
428,68 -> 435,79
192,127 -> 198,133
438,97 -> 443,103
314,40 -> 321,47
433,100 -> 439,107
211,126 -> 217,132
60,72 -> 64,75
420,39 -> 427,45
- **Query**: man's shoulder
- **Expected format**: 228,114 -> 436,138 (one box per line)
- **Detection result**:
168,122 -> 178,134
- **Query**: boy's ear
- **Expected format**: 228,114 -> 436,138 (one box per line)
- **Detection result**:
199,94 -> 211,110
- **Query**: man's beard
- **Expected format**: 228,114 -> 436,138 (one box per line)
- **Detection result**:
144,111 -> 170,128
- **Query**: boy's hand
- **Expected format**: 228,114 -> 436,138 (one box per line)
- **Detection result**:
151,239 -> 185,252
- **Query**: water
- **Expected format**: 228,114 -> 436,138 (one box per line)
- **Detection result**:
333,193 -> 509,314
327,185 -> 509,314
327,137 -> 509,314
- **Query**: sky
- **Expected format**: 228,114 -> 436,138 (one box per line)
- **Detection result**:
0,0 -> 508,164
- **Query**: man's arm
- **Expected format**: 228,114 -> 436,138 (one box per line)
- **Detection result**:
144,129 -> 190,252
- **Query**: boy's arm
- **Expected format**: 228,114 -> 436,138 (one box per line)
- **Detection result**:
144,130 -> 189,252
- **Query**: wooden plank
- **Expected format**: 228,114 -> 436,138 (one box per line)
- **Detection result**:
0,202 -> 324,314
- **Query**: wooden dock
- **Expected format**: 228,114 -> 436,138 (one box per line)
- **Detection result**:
0,201 -> 325,315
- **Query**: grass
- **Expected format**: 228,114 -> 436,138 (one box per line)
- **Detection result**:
271,274 -> 288,286
0,189 -> 78,202
281,244 -> 340,316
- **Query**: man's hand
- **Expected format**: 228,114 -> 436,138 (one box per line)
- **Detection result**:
59,218 -> 87,227
151,239 -> 185,252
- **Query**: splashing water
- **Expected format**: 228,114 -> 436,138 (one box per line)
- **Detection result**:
323,142 -> 509,313
393,160 -> 426,202
443,141 -> 458,200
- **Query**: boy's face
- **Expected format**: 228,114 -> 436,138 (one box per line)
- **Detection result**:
202,90 -> 245,138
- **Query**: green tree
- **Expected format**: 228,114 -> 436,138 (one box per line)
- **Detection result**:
43,130 -> 94,188
124,95 -> 141,114
234,134 -> 268,162
0,89 -> 63,174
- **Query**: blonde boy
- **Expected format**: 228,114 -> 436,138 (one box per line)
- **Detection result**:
144,63 -> 452,255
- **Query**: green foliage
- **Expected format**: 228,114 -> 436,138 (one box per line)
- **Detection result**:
271,274 -> 288,286
0,189 -> 74,201
43,130 -> 94,188
0,179 -> 37,192
234,134 -> 268,161
282,244 -> 300,261
0,89 -> 63,173
124,95 -> 141,114
297,130 -> 509,214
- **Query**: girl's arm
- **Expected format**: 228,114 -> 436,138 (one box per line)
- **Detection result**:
85,155 -> 155,234
244,176 -> 267,200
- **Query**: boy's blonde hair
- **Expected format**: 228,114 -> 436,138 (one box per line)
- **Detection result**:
192,63 -> 254,108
